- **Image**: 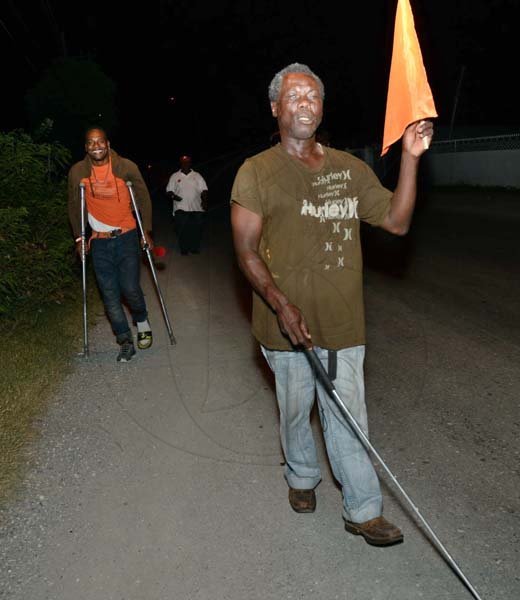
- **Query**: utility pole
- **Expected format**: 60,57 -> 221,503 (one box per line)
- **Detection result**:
61,31 -> 67,57
449,65 -> 465,140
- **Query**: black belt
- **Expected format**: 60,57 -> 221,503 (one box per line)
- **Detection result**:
328,350 -> 337,381
91,228 -> 133,240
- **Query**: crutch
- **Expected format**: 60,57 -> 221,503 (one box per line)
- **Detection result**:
126,181 -> 176,345
79,182 -> 89,358
304,347 -> 484,600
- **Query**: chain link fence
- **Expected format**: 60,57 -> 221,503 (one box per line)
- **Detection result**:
428,133 -> 520,154
346,133 -> 520,187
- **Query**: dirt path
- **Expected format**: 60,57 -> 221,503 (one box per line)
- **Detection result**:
1,189 -> 518,600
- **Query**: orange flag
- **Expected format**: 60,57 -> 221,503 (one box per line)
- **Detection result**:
381,0 -> 437,156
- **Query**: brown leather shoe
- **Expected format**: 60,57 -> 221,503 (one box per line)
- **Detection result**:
344,516 -> 403,546
288,488 -> 316,513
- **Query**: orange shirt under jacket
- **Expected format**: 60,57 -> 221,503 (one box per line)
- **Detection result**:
82,163 -> 136,230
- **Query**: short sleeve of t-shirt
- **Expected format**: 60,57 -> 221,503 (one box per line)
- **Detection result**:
196,172 -> 208,192
230,160 -> 264,218
355,161 -> 392,226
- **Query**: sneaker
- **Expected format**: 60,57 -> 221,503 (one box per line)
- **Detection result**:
117,339 -> 136,362
137,331 -> 153,350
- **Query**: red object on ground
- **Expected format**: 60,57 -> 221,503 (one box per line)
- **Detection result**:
153,246 -> 167,257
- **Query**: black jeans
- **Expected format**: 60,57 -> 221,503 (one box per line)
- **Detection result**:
90,229 -> 148,341
175,210 -> 205,254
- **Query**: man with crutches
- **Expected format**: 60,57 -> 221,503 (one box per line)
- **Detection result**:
68,127 -> 154,362
231,63 -> 433,546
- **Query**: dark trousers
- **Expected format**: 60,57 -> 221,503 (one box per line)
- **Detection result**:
90,229 -> 148,341
175,210 -> 205,254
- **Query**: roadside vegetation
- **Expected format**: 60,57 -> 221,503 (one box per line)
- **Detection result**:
0,129 -> 100,506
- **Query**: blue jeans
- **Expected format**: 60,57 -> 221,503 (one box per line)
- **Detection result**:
261,344 -> 382,523
90,229 -> 148,342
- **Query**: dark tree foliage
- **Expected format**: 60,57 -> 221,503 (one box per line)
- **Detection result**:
24,58 -> 118,158
0,129 -> 76,322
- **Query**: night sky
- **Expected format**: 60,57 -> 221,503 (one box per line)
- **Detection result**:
2,0 -> 519,165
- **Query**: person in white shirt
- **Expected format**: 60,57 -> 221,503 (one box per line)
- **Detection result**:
166,155 -> 208,255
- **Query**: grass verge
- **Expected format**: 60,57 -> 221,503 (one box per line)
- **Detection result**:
0,271 -> 101,508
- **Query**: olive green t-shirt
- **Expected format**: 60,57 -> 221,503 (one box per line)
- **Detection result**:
231,144 -> 392,351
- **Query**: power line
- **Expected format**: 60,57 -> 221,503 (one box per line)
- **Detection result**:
40,0 -> 67,57
0,17 -> 37,71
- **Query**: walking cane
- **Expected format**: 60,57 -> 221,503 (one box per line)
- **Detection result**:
304,347 -> 484,600
79,182 -> 89,358
126,181 -> 176,345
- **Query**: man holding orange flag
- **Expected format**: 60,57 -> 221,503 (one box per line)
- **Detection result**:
231,59 -> 433,546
